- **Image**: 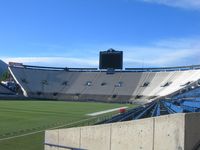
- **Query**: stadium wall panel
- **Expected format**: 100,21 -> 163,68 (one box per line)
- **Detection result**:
45,113 -> 200,150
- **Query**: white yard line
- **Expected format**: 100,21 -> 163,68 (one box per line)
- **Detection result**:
0,107 -> 128,141
87,107 -> 128,116
0,117 -> 96,141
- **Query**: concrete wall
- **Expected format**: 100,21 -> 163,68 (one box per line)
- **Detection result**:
45,113 -> 200,150
110,118 -> 154,150
154,114 -> 185,150
185,113 -> 200,150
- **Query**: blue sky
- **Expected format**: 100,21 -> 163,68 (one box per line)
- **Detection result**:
1,0 -> 200,68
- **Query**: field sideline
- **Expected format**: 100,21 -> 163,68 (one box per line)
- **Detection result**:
0,100 -> 134,150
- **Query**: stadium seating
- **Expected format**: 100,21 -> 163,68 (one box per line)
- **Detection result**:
0,83 -> 15,95
0,60 -> 8,78
97,86 -> 200,124
9,65 -> 200,103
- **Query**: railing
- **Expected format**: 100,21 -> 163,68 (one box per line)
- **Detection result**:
44,143 -> 87,150
9,64 -> 200,72
9,64 -> 98,71
133,101 -> 157,119
125,64 -> 200,72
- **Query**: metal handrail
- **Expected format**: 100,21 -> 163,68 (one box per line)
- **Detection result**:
44,142 -> 87,150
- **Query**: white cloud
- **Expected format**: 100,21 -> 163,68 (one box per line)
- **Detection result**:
1,37 -> 200,68
118,37 -> 200,67
1,57 -> 99,68
140,0 -> 200,9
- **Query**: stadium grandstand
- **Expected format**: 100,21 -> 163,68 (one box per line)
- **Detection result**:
9,64 -> 200,105
0,59 -> 8,78
0,60 -> 16,96
5,50 -> 200,119
0,83 -> 15,95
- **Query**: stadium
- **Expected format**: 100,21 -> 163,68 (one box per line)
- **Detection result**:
1,49 -> 200,150
1,1 -> 200,150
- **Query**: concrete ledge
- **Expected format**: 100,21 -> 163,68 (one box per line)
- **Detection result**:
45,113 -> 200,150
185,113 -> 200,150
111,118 -> 153,150
154,114 -> 185,150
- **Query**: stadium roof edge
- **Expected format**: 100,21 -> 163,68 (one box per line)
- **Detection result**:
125,64 -> 200,72
8,64 -> 200,72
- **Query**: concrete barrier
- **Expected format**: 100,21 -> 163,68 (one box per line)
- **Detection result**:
45,113 -> 200,150
185,113 -> 200,150
154,114 -> 184,150
45,130 -> 59,150
80,124 -> 111,150
111,118 -> 153,150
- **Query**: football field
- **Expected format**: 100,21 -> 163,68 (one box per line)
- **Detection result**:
0,100 -> 133,150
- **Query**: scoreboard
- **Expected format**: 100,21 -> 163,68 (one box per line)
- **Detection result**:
99,49 -> 123,69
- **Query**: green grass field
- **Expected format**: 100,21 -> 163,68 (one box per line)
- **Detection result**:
0,100 -> 133,150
